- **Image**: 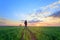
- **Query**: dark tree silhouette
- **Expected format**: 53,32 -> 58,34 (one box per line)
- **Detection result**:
24,20 -> 27,27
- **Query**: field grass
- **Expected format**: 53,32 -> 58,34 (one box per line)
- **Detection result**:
0,26 -> 24,40
0,26 -> 60,40
29,27 -> 60,40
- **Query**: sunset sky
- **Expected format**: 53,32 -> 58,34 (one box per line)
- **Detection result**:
0,0 -> 60,26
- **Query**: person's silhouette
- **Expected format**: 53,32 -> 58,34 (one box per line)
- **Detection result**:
24,20 -> 27,27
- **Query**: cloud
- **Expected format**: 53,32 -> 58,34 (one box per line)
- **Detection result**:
50,11 -> 60,18
14,0 -> 60,22
43,0 -> 60,10
28,19 -> 42,23
27,0 -> 60,21
28,16 -> 60,26
42,17 -> 60,23
12,0 -> 60,26
0,18 -> 21,26
24,0 -> 60,26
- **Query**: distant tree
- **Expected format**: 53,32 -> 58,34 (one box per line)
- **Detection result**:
19,24 -> 22,26
24,20 -> 27,27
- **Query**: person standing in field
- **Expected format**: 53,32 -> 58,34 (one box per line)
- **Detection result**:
24,20 -> 27,27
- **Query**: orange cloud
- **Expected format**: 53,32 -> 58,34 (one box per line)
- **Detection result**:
27,16 -> 60,26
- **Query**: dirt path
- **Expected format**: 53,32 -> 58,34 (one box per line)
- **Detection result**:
27,28 -> 37,40
20,27 -> 37,40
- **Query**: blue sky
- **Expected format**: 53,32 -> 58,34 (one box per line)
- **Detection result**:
0,0 -> 59,21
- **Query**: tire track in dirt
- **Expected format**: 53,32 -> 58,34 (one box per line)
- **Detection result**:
31,29 -> 58,40
19,27 -> 37,40
27,28 -> 37,40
